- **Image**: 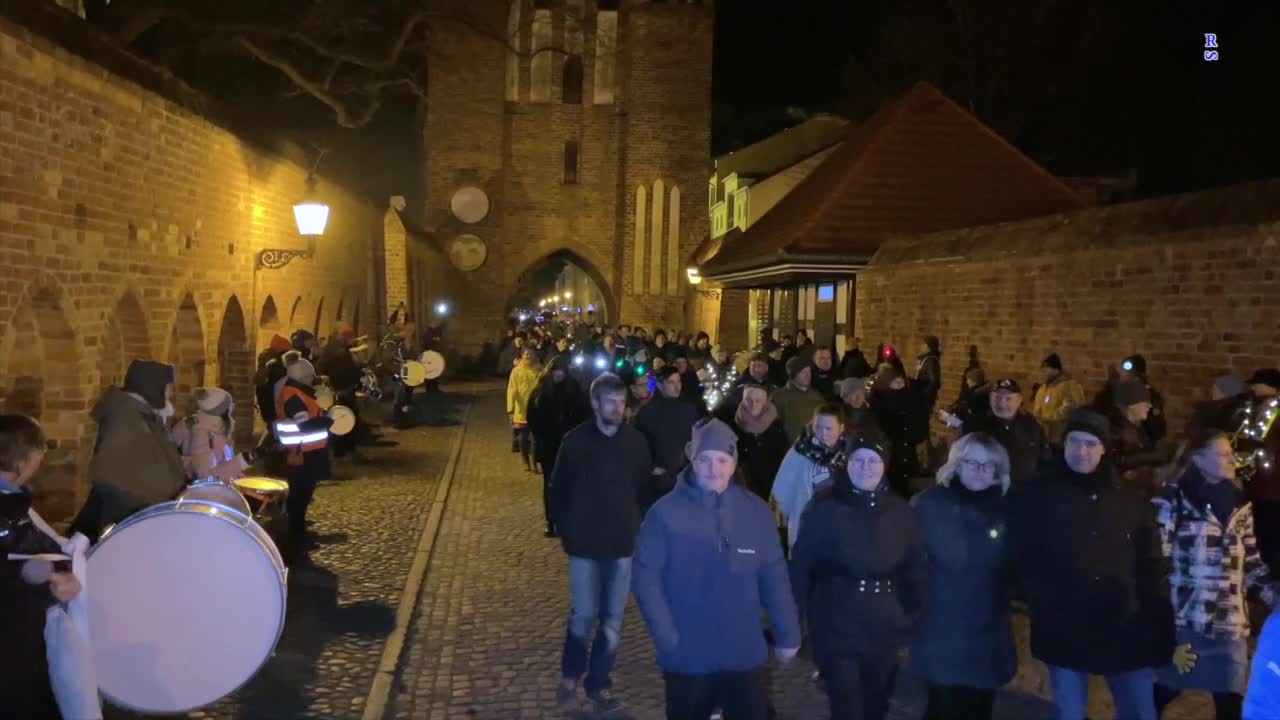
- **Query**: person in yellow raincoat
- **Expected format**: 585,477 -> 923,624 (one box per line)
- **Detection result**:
508,349 -> 542,472
1031,354 -> 1086,445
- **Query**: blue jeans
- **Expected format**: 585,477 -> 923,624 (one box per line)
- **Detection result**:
1048,665 -> 1156,720
561,556 -> 632,693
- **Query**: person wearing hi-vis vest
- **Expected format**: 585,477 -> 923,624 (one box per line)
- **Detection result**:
275,353 -> 332,556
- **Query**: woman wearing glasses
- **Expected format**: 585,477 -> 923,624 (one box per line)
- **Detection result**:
909,433 -> 1017,720
789,434 -> 928,720
1152,428 -> 1278,719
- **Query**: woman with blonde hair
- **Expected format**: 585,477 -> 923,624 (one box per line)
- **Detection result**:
909,432 -> 1017,719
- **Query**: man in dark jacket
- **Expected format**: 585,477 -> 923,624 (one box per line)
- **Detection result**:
1105,380 -> 1176,496
1094,354 -> 1168,443
1007,408 -> 1174,720
915,335 -> 943,410
317,326 -> 363,459
71,360 -> 186,541
634,367 -> 702,504
632,418 -> 801,719
550,373 -> 654,715
810,346 -> 838,400
839,336 -> 872,379
957,378 -> 1050,486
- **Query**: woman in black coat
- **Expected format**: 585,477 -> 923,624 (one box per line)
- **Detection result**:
869,364 -> 931,497
910,432 -> 1017,720
730,384 -> 789,502
790,435 -> 928,720
526,355 -> 591,538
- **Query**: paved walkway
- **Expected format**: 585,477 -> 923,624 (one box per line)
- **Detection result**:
375,388 -> 1213,719
178,392 -> 469,720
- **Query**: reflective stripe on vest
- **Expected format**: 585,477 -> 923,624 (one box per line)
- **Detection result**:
276,385 -> 327,459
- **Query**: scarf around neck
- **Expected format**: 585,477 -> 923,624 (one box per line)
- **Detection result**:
792,426 -> 846,468
735,398 -> 779,435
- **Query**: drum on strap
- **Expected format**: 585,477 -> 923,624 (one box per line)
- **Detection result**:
180,479 -> 252,517
233,476 -> 289,518
419,350 -> 446,380
87,499 -> 286,714
399,359 -> 427,387
328,405 -> 356,436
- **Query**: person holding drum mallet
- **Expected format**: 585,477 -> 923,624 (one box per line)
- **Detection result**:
0,414 -> 83,718
71,359 -> 187,542
172,387 -> 271,484
276,353 -> 333,559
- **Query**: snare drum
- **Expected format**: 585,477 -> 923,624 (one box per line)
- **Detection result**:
88,499 -> 286,714
233,476 -> 290,518
328,405 -> 356,436
399,359 -> 427,387
180,479 -> 252,517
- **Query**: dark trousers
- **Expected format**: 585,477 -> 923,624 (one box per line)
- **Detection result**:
663,669 -> 769,720
515,426 -> 533,467
925,684 -> 995,720
1155,684 -> 1242,720
331,390 -> 360,458
540,461 -> 555,523
286,450 -> 328,539
1252,498 -> 1280,573
818,648 -> 899,720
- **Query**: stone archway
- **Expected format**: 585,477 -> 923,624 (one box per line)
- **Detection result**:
167,293 -> 206,399
0,276 -> 83,518
258,294 -> 282,353
287,296 -> 304,332
217,296 -> 255,446
101,290 -> 152,392
510,249 -> 617,323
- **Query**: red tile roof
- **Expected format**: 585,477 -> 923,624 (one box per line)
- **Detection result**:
702,82 -> 1087,278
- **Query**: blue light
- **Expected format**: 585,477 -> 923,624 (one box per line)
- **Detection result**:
573,354 -> 584,367
594,357 -> 607,370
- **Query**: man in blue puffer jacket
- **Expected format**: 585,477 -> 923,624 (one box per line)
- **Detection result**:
1246,607 -> 1280,719
632,417 -> 802,720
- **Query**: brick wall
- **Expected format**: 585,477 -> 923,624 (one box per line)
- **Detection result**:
855,180 -> 1280,433
0,9 -> 382,518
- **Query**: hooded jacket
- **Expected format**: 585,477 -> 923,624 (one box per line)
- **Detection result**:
506,362 -> 541,425
1031,372 -> 1087,443
79,387 -> 186,536
769,381 -> 822,444
1007,457 -> 1175,674
632,468 -> 802,674
789,473 -> 928,658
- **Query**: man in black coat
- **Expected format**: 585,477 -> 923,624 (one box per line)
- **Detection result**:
549,373 -> 655,715
634,366 -> 702,504
810,346 -> 839,401
956,378 -> 1050,486
1007,409 -> 1174,720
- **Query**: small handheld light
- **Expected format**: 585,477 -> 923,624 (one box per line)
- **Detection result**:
573,354 -> 584,367
1122,360 -> 1134,372
594,356 -> 607,370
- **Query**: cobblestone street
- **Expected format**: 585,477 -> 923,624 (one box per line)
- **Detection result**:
176,392 -> 468,720
383,388 -> 1215,720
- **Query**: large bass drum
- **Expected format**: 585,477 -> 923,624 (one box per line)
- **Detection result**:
87,500 -> 287,714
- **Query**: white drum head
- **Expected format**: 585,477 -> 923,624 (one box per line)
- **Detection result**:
88,501 -> 285,714
314,385 -> 335,410
329,405 -> 356,436
400,360 -> 427,387
419,350 -> 446,380
180,480 -> 252,517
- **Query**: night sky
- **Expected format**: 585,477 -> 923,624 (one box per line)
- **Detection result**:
712,1 -> 1280,197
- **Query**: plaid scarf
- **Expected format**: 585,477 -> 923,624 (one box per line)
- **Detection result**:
792,427 -> 846,469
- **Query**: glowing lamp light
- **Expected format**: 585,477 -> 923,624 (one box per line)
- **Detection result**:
292,176 -> 329,237
686,266 -> 703,285
564,291 -> 573,298
573,354 -> 585,367
1122,360 -> 1134,372
518,313 -> 530,322
594,357 -> 607,370
435,301 -> 450,316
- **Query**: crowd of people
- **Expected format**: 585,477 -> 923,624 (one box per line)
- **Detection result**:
501,315 -> 1280,720
0,315 -> 431,716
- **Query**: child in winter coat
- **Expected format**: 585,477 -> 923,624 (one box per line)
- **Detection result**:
172,387 -> 262,483
507,349 -> 542,472
0,414 -> 82,718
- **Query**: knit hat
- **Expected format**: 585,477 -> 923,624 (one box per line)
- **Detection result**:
845,433 -> 890,464
992,378 -> 1021,395
1122,354 -> 1147,376
193,387 -> 232,415
1042,353 -> 1063,371
1246,369 -> 1280,390
286,355 -> 316,385
1064,408 -> 1110,443
124,360 -> 176,409
1114,380 -> 1151,407
269,334 -> 291,353
686,418 -> 738,460
785,356 -> 809,380
1214,374 -> 1246,398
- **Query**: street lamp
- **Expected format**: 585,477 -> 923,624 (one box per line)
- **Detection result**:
563,290 -> 573,299
687,266 -> 703,285
292,174 -> 330,238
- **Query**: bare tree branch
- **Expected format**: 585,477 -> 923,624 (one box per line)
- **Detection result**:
238,36 -> 383,128
287,11 -> 428,71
